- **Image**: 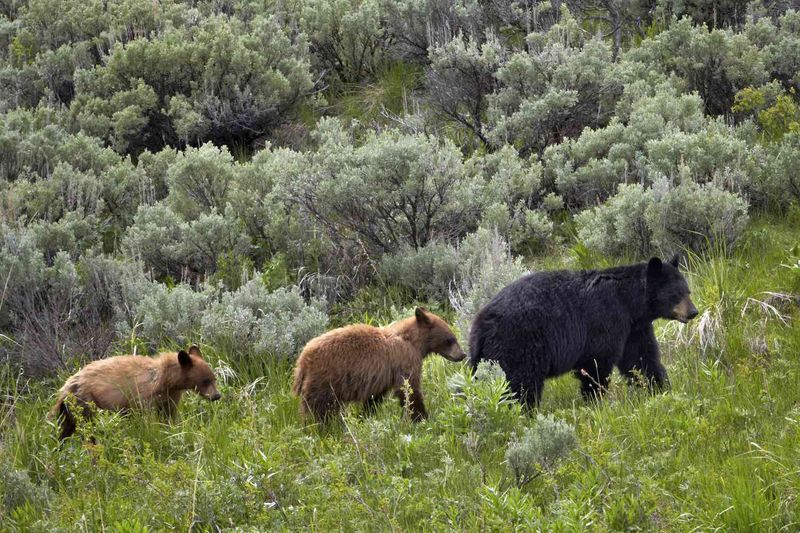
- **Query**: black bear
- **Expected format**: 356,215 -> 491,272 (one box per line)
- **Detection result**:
469,256 -> 697,406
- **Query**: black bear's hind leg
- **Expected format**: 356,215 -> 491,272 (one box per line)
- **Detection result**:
508,377 -> 543,410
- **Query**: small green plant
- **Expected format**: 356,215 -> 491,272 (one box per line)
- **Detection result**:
504,415 -> 577,488
0,461 -> 53,515
445,361 -> 520,437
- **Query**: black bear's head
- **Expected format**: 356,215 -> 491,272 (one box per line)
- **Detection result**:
646,255 -> 698,323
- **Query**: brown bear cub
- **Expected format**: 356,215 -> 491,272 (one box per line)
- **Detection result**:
52,345 -> 221,440
292,307 -> 466,423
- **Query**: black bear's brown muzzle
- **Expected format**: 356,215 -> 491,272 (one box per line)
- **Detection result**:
673,295 -> 699,323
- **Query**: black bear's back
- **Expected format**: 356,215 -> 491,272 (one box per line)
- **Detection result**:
469,270 -> 588,375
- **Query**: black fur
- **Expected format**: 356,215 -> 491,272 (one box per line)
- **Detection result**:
469,258 -> 694,406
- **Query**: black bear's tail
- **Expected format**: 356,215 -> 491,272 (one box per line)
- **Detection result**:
468,322 -> 484,375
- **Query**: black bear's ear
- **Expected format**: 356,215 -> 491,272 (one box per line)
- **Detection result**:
178,350 -> 193,368
188,345 -> 201,357
669,253 -> 681,268
415,307 -> 432,325
647,257 -> 663,277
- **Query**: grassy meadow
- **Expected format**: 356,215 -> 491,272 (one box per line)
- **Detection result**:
1,213 -> 799,531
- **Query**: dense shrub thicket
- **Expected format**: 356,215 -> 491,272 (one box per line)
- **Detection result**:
1,0 -> 800,373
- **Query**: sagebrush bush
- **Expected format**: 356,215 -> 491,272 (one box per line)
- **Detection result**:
575,183 -> 653,257
285,118 -> 487,255
485,12 -> 619,157
123,203 -> 251,281
450,228 -> 528,341
122,203 -> 185,279
0,462 -> 53,515
201,278 -> 327,361
166,143 -> 237,218
378,241 -> 460,299
505,415 -> 577,487
544,89 -> 765,208
647,179 -> 750,254
299,0 -> 388,86
0,225 -> 145,373
480,202 -> 554,255
576,180 -> 749,257
133,283 -> 208,352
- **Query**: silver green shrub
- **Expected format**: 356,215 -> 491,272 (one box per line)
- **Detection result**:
544,89 -> 763,208
646,179 -> 750,254
201,279 -> 328,360
166,143 -> 237,217
69,14 -> 314,152
576,180 -> 749,257
299,0 -> 388,85
505,414 -> 577,487
0,463 -> 53,515
122,203 -> 185,279
449,228 -> 528,341
485,11 -> 619,157
123,203 -> 250,280
469,145 -> 554,253
132,283 -> 209,352
576,183 -> 654,257
283,118 -> 487,255
0,224 -> 157,373
378,241 -> 460,299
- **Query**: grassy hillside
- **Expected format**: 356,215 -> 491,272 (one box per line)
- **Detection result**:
2,213 -> 799,531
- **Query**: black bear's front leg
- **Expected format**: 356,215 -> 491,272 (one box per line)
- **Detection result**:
618,322 -> 668,391
574,358 -> 613,401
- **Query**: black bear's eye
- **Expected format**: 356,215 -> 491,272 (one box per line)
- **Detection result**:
203,379 -> 212,386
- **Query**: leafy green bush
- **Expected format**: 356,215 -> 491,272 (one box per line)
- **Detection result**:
134,283 -> 208,351
622,18 -> 767,116
284,118 -> 486,255
69,13 -> 314,152
575,183 -> 654,257
123,203 -> 250,281
647,179 -> 750,254
544,89 -> 763,208
445,360 -> 520,434
485,11 -> 619,157
299,0 -> 388,86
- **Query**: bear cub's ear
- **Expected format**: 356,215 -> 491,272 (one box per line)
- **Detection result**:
178,350 -> 193,368
669,253 -> 681,268
188,345 -> 202,357
415,307 -> 432,325
647,257 -> 663,277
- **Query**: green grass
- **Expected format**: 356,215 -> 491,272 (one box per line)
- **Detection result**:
332,62 -> 423,126
1,216 -> 800,531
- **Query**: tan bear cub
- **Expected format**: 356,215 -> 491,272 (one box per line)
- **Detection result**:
52,345 -> 220,440
292,307 -> 466,422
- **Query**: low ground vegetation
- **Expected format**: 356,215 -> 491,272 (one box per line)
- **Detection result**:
2,0 -> 800,529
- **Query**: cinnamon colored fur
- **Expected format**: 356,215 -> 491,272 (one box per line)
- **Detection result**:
292,307 -> 466,422
51,345 -> 220,440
